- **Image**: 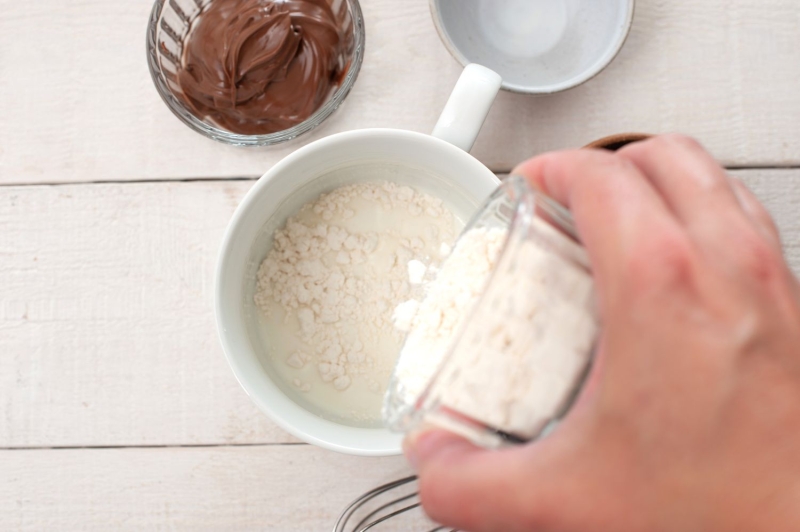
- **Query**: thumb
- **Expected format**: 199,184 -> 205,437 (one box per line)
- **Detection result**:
403,428 -> 563,532
404,427 -> 477,471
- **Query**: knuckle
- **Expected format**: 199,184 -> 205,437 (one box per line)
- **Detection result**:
660,133 -> 705,152
734,184 -> 782,241
577,153 -> 642,195
519,499 -> 557,531
734,229 -> 784,283
756,209 -> 779,232
626,229 -> 696,290
753,212 -> 782,242
545,149 -> 619,181
628,134 -> 707,161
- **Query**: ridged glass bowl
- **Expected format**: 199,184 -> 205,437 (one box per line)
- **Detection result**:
146,0 -> 365,146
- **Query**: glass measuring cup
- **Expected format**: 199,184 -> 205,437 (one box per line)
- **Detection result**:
383,175 -> 599,448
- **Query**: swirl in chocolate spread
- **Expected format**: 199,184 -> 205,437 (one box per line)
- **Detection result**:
177,0 -> 352,135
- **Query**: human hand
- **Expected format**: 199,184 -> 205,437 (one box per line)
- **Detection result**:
405,135 -> 800,532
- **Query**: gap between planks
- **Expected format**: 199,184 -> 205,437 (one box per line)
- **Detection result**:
1,442 -> 308,451
2,165 -> 800,188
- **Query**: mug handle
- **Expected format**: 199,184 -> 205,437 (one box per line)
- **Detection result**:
432,64 -> 502,152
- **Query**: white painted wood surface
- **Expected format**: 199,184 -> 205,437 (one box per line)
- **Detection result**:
3,0 -> 800,529
0,180 -> 287,447
1,171 -> 799,531
2,170 -> 799,450
0,445 -> 430,531
1,0 -> 800,185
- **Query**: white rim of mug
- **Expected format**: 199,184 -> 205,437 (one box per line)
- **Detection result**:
214,128 -> 499,455
428,0 -> 636,94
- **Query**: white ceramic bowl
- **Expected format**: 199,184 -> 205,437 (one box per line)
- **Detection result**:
215,133 -> 500,456
431,0 -> 635,94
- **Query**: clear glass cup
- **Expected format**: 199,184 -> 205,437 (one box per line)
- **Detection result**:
383,176 -> 599,448
146,0 -> 365,146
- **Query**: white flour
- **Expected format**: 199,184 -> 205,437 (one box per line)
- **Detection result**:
388,217 -> 597,441
391,227 -> 507,405
254,181 -> 457,425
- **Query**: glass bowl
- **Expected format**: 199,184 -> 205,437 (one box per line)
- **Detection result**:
146,0 -> 365,146
383,176 -> 599,448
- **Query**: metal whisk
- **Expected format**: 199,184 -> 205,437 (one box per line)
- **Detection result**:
333,476 -> 457,532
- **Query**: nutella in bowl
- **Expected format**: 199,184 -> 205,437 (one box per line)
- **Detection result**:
147,0 -> 364,145
178,0 -> 351,135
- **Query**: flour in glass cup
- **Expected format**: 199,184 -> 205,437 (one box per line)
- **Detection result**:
388,212 -> 597,442
391,227 -> 507,401
253,181 -> 459,426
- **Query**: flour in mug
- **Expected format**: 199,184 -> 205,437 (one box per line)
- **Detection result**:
254,181 -> 458,425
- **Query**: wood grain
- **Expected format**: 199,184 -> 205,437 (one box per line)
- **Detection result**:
0,180 -> 289,447
0,445 -> 431,531
2,170 -> 800,448
1,0 -> 799,185
3,1 -> 799,529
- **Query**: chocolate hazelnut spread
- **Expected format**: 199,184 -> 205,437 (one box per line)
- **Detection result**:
177,0 -> 352,135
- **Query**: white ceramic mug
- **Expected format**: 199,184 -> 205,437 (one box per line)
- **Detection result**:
215,64 -> 502,456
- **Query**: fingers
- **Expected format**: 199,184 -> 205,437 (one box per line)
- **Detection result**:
512,149 -> 688,302
617,135 -> 747,234
730,178 -> 781,246
617,135 -> 791,287
405,429 -> 567,532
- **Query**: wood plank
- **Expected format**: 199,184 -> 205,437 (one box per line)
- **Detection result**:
0,180 -> 288,447
0,445 -> 432,531
1,0 -> 799,185
2,170 -> 799,448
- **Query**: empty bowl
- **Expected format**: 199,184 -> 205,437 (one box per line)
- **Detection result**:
430,0 -> 635,94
